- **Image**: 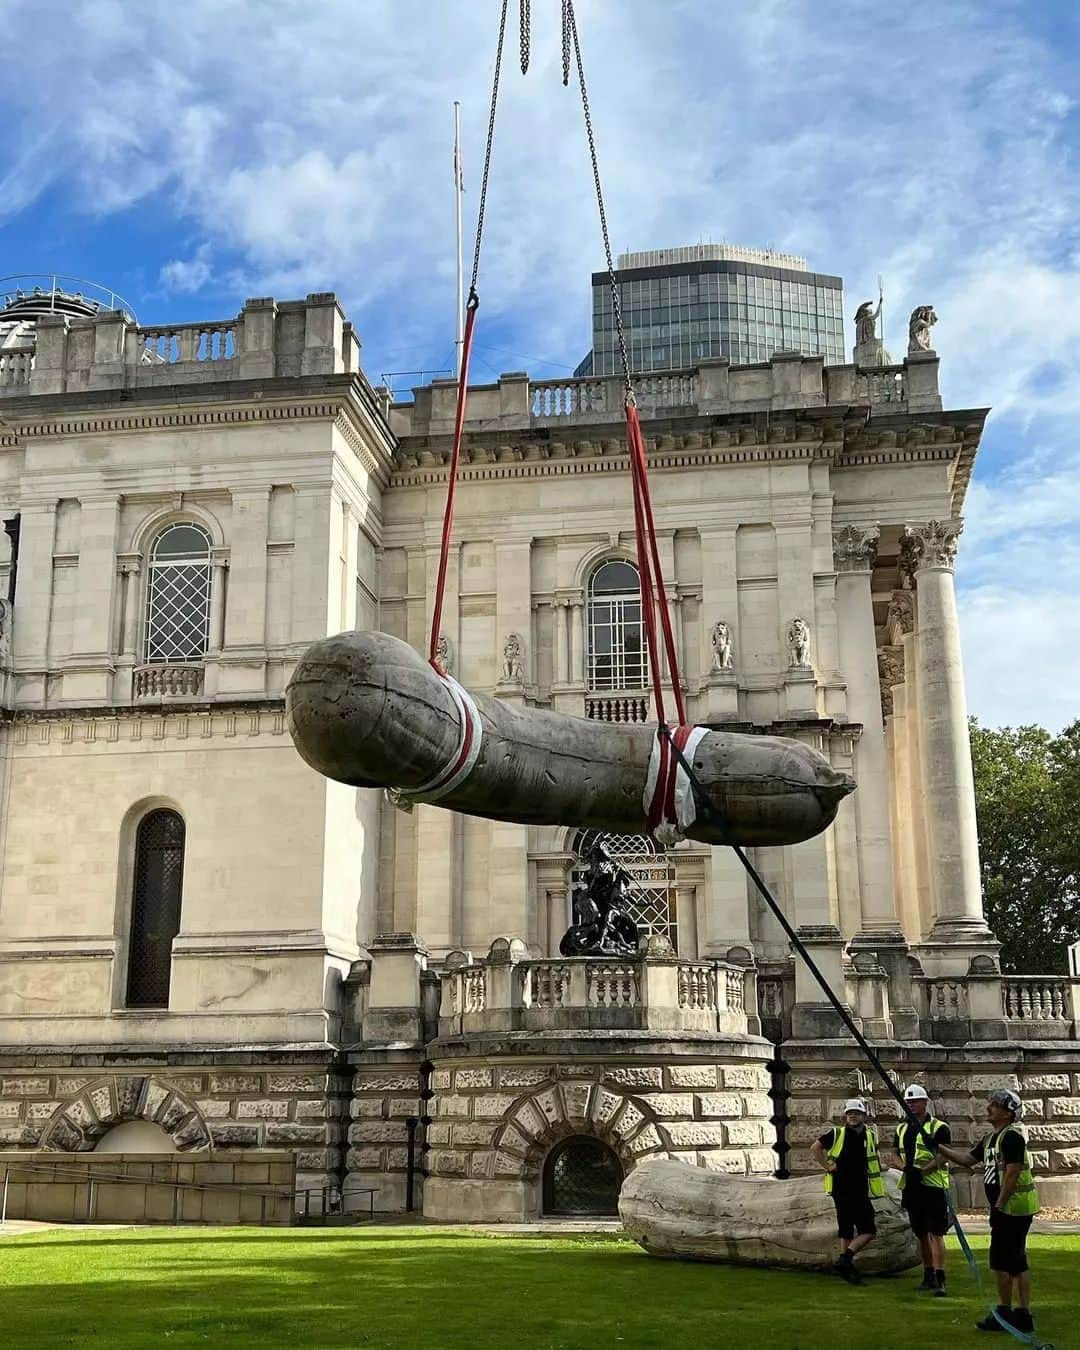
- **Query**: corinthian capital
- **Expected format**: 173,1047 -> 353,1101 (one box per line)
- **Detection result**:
832,524 -> 880,573
901,520 -> 962,573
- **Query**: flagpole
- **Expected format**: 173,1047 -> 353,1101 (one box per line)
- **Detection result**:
877,273 -> 885,367
453,100 -> 464,380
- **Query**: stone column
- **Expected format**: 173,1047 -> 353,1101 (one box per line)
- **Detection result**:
904,521 -> 993,956
832,526 -> 903,945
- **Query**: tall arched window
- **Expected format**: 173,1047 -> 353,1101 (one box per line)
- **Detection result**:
587,560 -> 645,690
144,523 -> 212,663
125,809 -> 185,1008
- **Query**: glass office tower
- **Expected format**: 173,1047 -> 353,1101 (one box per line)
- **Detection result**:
578,244 -> 845,377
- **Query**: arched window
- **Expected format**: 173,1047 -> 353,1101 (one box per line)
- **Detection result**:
587,560 -> 645,690
571,828 -> 677,949
144,523 -> 212,663
125,809 -> 185,1008
543,1137 -> 622,1216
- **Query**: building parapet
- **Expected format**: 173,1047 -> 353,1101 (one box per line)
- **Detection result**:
391,350 -> 941,438
0,293 -> 362,398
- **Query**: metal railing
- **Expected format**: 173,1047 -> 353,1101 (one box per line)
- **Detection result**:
0,1158 -> 295,1227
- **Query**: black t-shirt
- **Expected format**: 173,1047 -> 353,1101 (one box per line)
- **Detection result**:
971,1128 -> 1025,1207
819,1126 -> 872,1195
892,1119 -> 952,1187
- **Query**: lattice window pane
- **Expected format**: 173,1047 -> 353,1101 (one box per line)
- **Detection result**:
126,809 -> 185,1009
572,829 -> 677,948
543,1137 -> 622,1216
145,523 -> 212,663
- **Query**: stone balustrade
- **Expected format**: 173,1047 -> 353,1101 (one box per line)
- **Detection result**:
438,945 -> 751,1037
394,350 -> 940,437
0,350 -> 32,388
584,691 -> 650,723
1003,977 -> 1072,1025
133,664 -> 205,700
913,970 -> 1080,1043
0,293 -> 362,398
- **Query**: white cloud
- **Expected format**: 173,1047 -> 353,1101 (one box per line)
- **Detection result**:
159,245 -> 213,295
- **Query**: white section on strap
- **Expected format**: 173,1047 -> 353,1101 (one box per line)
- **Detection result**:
642,724 -> 710,842
397,673 -> 483,804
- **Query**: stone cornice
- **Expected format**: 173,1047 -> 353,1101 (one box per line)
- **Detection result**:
2,700 -> 288,747
391,410 -> 987,488
0,376 -> 395,487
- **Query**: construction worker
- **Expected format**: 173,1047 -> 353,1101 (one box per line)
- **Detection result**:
891,1083 -> 951,1296
810,1097 -> 884,1284
934,1088 -> 1041,1336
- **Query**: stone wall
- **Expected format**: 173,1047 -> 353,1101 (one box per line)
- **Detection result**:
783,1042 -> 1080,1207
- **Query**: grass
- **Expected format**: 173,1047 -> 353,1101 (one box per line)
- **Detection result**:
0,1227 -> 1074,1349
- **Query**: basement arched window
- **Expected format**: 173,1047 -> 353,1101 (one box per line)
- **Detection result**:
125,809 -> 186,1009
144,522 -> 212,663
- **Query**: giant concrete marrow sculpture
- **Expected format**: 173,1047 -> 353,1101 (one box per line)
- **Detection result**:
286,631 -> 854,846
619,1158 -> 920,1273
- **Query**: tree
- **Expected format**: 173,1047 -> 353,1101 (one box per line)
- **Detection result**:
969,719 -> 1080,973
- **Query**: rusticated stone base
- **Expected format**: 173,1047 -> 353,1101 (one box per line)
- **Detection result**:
381,1031 -> 776,1223
620,1157 -> 919,1273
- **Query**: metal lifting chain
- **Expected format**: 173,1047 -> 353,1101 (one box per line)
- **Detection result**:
520,0 -> 571,84
519,0 -> 530,74
565,1 -> 634,400
470,0 -> 510,299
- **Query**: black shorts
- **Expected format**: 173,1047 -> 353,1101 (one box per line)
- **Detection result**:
902,1184 -> 950,1238
833,1191 -> 877,1240
988,1209 -> 1033,1276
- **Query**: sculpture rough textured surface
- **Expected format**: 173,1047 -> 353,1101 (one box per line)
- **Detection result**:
619,1157 -> 920,1274
286,630 -> 855,847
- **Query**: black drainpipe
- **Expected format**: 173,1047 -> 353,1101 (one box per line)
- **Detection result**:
766,1038 -> 791,1179
406,1059 -> 435,1214
4,516 -> 20,605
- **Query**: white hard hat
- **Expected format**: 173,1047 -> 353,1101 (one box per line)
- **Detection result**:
844,1098 -> 868,1114
903,1084 -> 929,1101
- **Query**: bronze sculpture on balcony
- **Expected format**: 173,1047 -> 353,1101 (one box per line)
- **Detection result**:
559,840 -> 640,957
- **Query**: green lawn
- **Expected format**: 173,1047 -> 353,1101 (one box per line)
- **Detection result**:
0,1227 -> 1073,1349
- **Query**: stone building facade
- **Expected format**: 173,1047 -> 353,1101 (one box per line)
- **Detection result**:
0,287 -> 1076,1220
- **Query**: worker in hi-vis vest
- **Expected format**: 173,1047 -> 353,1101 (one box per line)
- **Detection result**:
810,1097 -> 884,1284
888,1083 -> 952,1297
935,1087 -> 1041,1336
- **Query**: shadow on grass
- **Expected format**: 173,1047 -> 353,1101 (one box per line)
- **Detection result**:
0,1229 -> 1075,1350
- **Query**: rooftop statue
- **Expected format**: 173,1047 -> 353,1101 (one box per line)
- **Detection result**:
908,305 -> 937,354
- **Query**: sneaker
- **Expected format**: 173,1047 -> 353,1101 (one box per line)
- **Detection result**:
975,1307 -> 1012,1332
933,1271 -> 947,1298
1011,1310 -> 1034,1334
916,1270 -> 936,1292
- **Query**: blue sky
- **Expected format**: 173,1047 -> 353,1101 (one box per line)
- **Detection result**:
1,0 -> 1077,730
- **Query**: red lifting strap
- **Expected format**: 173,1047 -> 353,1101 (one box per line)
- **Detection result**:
428,294 -> 479,672
626,402 -> 688,727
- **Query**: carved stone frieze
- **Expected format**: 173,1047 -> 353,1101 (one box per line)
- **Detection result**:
831,524 -> 880,573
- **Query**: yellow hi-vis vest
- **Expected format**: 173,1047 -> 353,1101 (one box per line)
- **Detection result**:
990,1124 -> 1040,1217
896,1116 -> 950,1190
824,1125 -> 885,1198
